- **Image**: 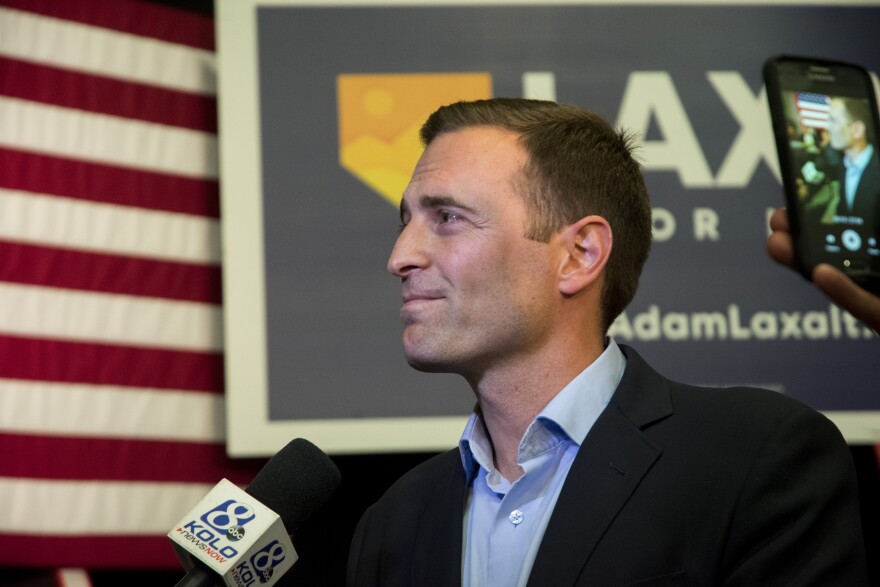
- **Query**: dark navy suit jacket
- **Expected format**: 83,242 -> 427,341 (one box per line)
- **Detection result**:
347,346 -> 868,586
836,147 -> 880,222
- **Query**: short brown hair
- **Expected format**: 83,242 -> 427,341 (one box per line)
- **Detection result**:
420,98 -> 652,333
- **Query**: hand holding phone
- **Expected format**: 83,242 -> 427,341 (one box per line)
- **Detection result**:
764,55 -> 880,294
768,207 -> 880,334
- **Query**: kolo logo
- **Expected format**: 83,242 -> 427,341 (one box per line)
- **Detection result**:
252,540 -> 286,584
201,499 -> 256,539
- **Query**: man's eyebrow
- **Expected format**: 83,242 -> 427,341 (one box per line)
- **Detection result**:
399,195 -> 477,222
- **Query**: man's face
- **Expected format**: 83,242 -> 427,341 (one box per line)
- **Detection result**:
387,127 -> 561,378
828,99 -> 854,151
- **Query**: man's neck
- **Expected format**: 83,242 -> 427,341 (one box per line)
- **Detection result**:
470,338 -> 605,482
845,140 -> 868,162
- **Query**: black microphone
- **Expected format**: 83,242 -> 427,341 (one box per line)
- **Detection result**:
170,438 -> 342,586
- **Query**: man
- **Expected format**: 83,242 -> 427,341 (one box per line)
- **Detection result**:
829,97 -> 880,222
347,99 -> 867,586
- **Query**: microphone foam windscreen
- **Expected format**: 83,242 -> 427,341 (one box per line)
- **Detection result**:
245,438 -> 342,533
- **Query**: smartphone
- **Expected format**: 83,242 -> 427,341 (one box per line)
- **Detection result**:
764,55 -> 880,294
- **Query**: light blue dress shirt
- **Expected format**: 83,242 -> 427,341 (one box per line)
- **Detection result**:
843,143 -> 874,211
458,341 -> 626,587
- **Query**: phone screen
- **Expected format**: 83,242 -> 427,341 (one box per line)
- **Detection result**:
765,57 -> 880,288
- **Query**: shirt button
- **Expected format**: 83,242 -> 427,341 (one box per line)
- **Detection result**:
509,510 -> 524,525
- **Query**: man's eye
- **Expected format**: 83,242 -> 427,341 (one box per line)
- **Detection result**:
439,210 -> 462,223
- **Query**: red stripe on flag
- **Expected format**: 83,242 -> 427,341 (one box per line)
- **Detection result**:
0,434 -> 263,484
0,148 -> 220,218
0,57 -> 218,132
0,0 -> 215,51
0,240 -> 222,304
0,533 -> 181,568
0,0 -> 239,572
0,335 -> 223,392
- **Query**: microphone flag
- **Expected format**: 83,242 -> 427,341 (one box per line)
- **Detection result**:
168,478 -> 296,586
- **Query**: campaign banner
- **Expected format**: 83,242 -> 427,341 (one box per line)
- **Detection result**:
217,1 -> 880,455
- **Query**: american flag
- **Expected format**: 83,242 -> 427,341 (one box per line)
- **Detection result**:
794,91 -> 831,130
0,0 -> 261,571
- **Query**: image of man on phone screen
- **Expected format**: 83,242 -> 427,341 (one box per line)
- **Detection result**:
828,97 -> 879,224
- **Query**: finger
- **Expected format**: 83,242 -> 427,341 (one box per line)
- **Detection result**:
812,264 -> 880,334
768,207 -> 790,233
766,231 -> 796,268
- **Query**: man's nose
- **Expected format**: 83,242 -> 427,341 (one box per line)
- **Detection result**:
387,222 -> 429,277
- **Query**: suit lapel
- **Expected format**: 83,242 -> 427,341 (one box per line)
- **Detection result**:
411,452 -> 469,587
526,346 -> 672,587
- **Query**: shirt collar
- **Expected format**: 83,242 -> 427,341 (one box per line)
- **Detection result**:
844,143 -> 874,172
458,340 -> 626,482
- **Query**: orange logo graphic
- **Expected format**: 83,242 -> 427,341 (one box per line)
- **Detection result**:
337,73 -> 492,206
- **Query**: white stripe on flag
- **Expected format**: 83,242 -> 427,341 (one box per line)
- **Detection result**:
0,379 -> 224,443
0,6 -> 215,95
0,282 -> 222,352
0,477 -> 213,534
0,97 -> 218,179
0,188 -> 220,264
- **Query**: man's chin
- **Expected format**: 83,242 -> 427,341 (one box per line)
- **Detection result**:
404,355 -> 453,373
403,348 -> 458,374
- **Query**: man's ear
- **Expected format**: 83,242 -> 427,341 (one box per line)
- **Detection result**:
558,215 -> 612,296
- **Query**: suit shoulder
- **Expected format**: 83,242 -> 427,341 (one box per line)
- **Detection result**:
672,381 -> 815,418
616,345 -> 831,434
667,381 -> 847,452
